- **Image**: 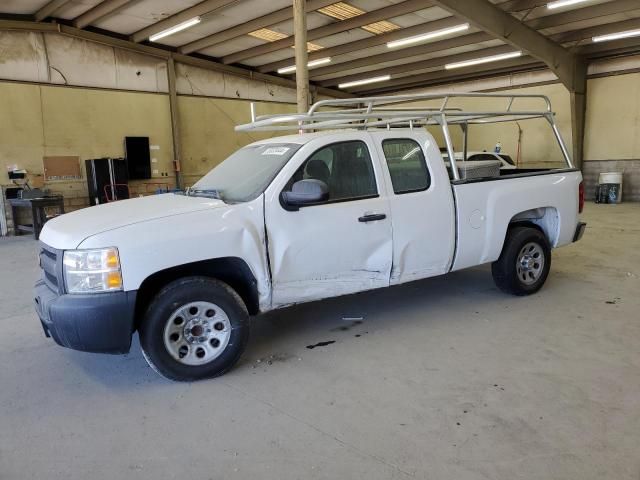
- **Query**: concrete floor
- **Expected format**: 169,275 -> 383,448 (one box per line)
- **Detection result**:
1,203 -> 639,480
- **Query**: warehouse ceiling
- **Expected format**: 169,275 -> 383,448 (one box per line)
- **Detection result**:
1,0 -> 639,95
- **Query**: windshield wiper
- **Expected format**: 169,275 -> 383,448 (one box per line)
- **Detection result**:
186,188 -> 223,200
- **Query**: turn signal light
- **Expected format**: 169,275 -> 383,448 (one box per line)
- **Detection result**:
107,271 -> 123,289
578,181 -> 584,213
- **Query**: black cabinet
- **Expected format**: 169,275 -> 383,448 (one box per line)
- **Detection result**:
85,158 -> 129,206
125,136 -> 151,180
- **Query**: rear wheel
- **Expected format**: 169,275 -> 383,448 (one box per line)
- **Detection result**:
491,226 -> 551,296
139,277 -> 249,381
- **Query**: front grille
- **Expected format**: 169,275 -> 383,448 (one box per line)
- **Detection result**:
39,243 -> 62,293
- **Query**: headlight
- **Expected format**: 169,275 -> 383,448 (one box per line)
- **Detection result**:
63,247 -> 123,294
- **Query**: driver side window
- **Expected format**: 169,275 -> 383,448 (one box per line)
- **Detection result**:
284,141 -> 378,203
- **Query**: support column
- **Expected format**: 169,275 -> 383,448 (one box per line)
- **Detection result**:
570,57 -> 588,170
293,0 -> 309,113
167,57 -> 183,189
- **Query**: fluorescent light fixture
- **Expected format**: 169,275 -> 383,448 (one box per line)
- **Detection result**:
339,75 -> 391,89
277,57 -> 332,74
445,51 -> 522,70
387,24 -> 469,48
547,0 -> 590,9
149,16 -> 201,42
592,28 -> 640,43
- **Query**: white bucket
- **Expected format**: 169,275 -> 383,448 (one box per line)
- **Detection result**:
598,171 -> 623,200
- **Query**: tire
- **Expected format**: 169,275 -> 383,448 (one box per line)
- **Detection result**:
491,226 -> 551,296
139,276 -> 249,381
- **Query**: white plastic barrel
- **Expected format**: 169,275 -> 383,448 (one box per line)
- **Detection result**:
598,172 -> 623,202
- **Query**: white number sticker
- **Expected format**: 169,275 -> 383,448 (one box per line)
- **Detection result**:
262,147 -> 290,156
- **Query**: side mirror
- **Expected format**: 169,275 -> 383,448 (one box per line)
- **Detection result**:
281,179 -> 329,210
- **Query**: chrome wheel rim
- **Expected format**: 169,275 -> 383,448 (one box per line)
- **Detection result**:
163,301 -> 231,366
516,242 -> 545,285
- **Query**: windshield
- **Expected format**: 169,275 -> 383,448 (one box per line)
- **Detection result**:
498,154 -> 515,166
191,143 -> 302,203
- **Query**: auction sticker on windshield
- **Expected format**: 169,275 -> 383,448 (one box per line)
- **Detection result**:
262,147 -> 290,156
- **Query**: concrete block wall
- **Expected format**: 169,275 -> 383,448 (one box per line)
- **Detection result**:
582,160 -> 640,203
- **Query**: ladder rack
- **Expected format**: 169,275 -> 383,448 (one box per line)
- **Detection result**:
234,93 -> 574,179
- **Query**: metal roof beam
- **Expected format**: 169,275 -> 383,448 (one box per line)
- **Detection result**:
73,0 -> 134,29
499,0 -> 548,14
130,0 -> 238,43
34,0 -> 71,21
221,0 -> 431,65
430,0 -> 580,91
527,0 -> 640,30
578,36 -> 640,57
308,31 -> 492,79
179,0 -> 337,54
254,0 -> 559,73
554,18 -> 640,44
318,44 -> 517,87
257,16 -> 467,73
353,56 -> 541,93
315,19 -> 640,85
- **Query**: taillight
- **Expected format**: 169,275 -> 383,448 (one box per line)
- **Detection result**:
578,181 -> 584,214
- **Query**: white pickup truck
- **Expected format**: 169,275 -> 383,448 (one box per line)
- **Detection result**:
34,93 -> 586,381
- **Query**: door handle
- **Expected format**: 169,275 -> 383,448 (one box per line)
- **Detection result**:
358,213 -> 386,222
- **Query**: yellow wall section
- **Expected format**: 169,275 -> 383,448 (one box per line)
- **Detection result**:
584,72 -> 640,161
425,82 -> 573,166
2,73 -> 639,206
177,96 -> 296,185
0,82 -> 298,201
0,82 -> 174,204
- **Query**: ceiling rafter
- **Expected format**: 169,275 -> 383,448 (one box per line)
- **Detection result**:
429,0 -> 579,91
179,0 -> 338,54
498,0 -> 548,14
34,0 -> 71,22
318,45 -> 518,87
311,15 -> 640,84
254,0 -> 617,74
329,17 -> 640,89
257,16 -> 467,73
527,0 -> 640,30
356,56 -> 543,94
554,18 -> 640,44
73,0 -> 134,29
220,0 -> 432,65
308,31 -> 493,79
130,0 -> 239,43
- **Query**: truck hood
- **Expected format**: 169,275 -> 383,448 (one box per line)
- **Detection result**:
40,193 -> 226,249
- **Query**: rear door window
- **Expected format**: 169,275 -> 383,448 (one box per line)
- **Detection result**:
381,139 -> 431,194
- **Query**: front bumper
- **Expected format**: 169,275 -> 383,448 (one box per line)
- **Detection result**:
573,221 -> 587,242
34,280 -> 137,354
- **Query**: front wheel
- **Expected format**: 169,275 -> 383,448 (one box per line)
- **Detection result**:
491,226 -> 551,296
139,277 -> 249,381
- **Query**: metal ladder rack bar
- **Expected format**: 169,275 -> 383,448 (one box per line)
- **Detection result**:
234,92 -> 573,169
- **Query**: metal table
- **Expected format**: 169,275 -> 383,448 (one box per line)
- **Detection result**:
9,196 -> 65,240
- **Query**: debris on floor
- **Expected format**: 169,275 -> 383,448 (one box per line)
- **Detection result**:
306,340 -> 336,350
252,353 -> 296,368
331,319 -> 363,332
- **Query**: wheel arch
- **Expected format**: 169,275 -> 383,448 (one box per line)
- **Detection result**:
134,257 -> 260,328
507,206 -> 559,247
